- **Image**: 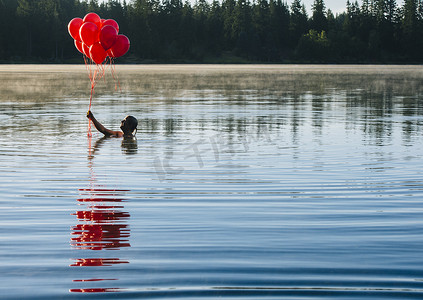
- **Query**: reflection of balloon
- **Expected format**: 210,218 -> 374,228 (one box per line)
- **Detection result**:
70,288 -> 122,293
83,12 -> 101,29
109,35 -> 130,58
102,19 -> 119,33
70,258 -> 128,267
100,25 -> 118,50
68,18 -> 83,41
80,22 -> 99,46
71,186 -> 131,251
90,43 -> 107,64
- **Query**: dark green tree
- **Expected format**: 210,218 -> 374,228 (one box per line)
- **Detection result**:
206,1 -> 224,56
0,0 -> 423,63
289,0 -> 308,47
222,0 -> 236,47
232,0 -> 254,57
16,0 -> 38,57
269,0 -> 290,58
401,0 -> 420,59
296,29 -> 330,61
311,0 -> 327,31
128,0 -> 154,58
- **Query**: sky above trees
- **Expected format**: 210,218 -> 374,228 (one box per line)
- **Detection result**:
302,0 -> 348,14
101,0 -> 401,16
97,0 -> 347,14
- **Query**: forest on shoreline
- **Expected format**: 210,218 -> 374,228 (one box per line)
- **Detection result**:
1,0 -> 423,64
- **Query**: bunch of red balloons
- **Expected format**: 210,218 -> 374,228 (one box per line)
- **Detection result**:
68,13 -> 130,64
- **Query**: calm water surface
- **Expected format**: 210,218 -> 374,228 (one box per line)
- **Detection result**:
0,65 -> 423,299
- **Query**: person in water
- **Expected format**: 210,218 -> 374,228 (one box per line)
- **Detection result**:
87,111 -> 138,137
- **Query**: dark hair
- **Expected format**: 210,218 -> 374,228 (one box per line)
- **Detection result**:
126,116 -> 138,135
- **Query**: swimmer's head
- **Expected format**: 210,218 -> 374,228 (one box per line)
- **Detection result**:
120,115 -> 138,135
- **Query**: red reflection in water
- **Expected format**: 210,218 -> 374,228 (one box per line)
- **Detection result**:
71,181 -> 131,293
78,188 -> 130,192
89,205 -> 124,209
71,224 -> 130,250
76,188 -> 130,202
77,197 -> 126,202
71,138 -> 133,293
73,210 -> 130,222
69,288 -> 122,293
71,188 -> 131,251
70,258 -> 129,267
73,278 -> 117,282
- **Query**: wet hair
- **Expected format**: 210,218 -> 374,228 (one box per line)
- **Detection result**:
124,116 -> 138,135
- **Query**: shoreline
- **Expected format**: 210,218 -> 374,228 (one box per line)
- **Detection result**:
0,64 -> 423,74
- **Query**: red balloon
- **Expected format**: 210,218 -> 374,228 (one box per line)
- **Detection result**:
109,35 -> 130,58
68,18 -> 83,41
79,22 -> 99,46
74,40 -> 84,54
90,42 -> 107,64
102,19 -> 119,33
83,12 -> 101,28
100,25 -> 118,50
82,43 -> 90,57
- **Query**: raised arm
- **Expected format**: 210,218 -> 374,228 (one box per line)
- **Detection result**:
87,111 -> 122,137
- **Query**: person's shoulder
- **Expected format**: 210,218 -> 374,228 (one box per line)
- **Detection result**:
114,131 -> 124,138
103,130 -> 122,137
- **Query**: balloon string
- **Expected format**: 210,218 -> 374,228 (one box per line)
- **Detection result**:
84,55 -> 91,137
89,68 -> 97,109
100,61 -> 108,82
87,120 -> 92,137
88,131 -> 92,158
110,58 -> 121,91
84,55 -> 96,137
83,54 -> 111,137
87,66 -> 98,137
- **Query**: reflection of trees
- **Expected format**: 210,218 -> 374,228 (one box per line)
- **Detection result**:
345,91 -> 395,145
124,67 -> 423,147
5,65 -> 423,101
138,84 -> 420,147
3,66 -> 422,145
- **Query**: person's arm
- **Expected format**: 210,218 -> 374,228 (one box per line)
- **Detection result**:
87,111 -> 122,137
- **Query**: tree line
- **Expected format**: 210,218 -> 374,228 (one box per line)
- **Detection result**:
1,0 -> 423,63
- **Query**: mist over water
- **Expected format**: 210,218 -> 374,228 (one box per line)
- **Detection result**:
0,65 -> 423,299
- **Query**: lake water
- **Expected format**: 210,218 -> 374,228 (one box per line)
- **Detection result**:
1,64 -> 423,299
